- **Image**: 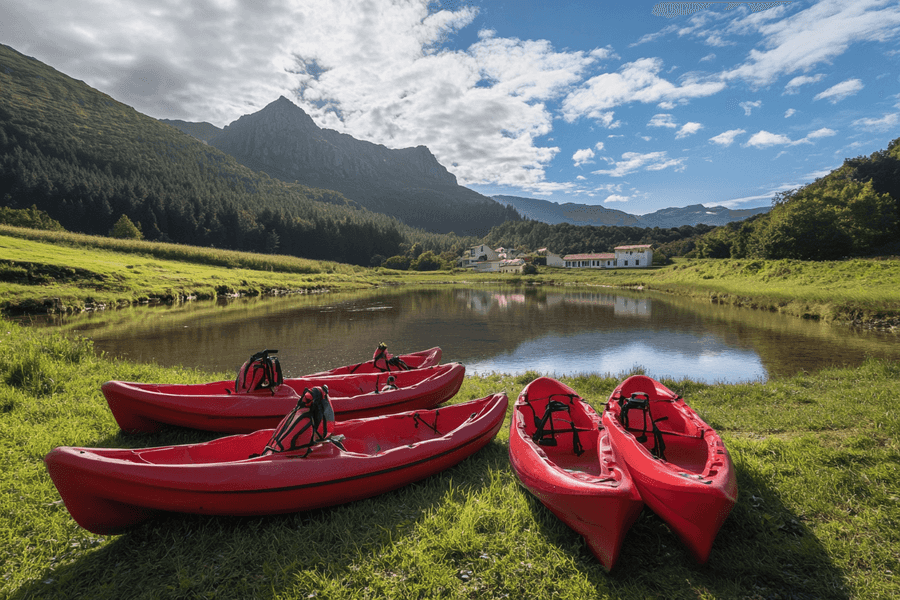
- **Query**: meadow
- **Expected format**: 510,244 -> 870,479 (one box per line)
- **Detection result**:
2,320 -> 898,599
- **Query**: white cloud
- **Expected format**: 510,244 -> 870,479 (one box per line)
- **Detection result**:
744,130 -> 793,148
713,193 -> 777,208
700,53 -> 716,62
590,46 -> 619,61
744,128 -> 837,148
784,108 -> 796,118
648,113 -> 677,128
803,128 -> 837,141
592,151 -> 686,177
814,78 -> 864,103
709,129 -> 746,146
722,0 -> 900,86
784,74 -> 825,95
852,113 -> 900,131
676,122 -> 703,138
560,57 -> 725,123
604,194 -> 630,203
594,141 -> 605,152
573,148 -> 595,166
285,4 -> 614,190
740,100 -> 761,116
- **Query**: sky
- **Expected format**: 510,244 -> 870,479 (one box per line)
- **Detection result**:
2,0 -> 899,214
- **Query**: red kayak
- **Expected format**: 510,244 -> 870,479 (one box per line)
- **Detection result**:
45,392 -> 508,535
103,362 -> 466,433
306,344 -> 442,376
509,377 -> 643,571
603,375 -> 737,564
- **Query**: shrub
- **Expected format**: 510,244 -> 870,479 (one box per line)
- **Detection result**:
382,255 -> 411,270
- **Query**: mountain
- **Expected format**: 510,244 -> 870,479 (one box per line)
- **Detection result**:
492,195 -> 640,226
493,195 -> 771,228
0,43 -> 424,264
638,204 -> 772,228
159,119 -> 221,143
163,97 -> 520,236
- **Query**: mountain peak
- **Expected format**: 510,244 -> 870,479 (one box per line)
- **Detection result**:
248,95 -> 318,130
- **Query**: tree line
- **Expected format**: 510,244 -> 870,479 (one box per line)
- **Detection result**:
480,219 -> 716,260
692,137 -> 900,261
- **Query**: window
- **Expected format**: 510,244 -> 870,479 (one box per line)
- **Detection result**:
636,260 -> 640,266
624,260 -> 628,266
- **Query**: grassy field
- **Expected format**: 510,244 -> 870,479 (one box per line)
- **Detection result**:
2,321 -> 898,599
3,226 -> 899,330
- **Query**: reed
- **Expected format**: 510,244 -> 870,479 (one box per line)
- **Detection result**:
2,321 -> 898,599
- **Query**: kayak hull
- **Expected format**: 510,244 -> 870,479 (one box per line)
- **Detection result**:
603,375 -> 737,565
103,363 -> 465,433
45,394 -> 508,535
509,377 -> 643,571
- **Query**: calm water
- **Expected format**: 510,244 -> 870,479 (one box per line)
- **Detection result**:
18,286 -> 900,383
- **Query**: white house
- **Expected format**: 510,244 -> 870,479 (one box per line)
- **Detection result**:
536,248 -> 566,268
563,252 -> 616,268
458,244 -> 500,269
614,244 -> 653,268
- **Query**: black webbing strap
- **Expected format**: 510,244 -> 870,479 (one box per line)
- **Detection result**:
530,395 -> 585,457
412,410 -> 440,434
385,355 -> 411,371
617,392 -> 667,460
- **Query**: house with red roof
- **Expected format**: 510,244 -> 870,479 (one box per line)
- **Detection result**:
561,245 -> 653,269
563,252 -> 616,269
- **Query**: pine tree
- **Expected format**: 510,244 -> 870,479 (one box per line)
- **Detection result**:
109,214 -> 143,239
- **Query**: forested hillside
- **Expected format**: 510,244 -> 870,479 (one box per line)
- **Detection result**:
482,219 -> 715,257
692,137 -> 900,260
0,44 -> 471,265
174,97 -> 521,237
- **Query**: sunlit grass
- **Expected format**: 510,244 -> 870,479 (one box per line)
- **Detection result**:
0,229 -> 379,313
2,321 -> 898,598
0,225 -> 362,275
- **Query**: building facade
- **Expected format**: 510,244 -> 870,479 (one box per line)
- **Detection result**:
562,253 -> 616,268
614,244 -> 653,268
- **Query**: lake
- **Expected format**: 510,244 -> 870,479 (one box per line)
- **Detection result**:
18,285 -> 900,383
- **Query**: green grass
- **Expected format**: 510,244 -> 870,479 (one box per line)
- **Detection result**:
0,227 -> 379,313
2,321 -> 898,599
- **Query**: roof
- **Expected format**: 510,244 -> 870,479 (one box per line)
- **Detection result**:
500,258 -> 525,266
563,253 -> 616,260
615,244 -> 652,250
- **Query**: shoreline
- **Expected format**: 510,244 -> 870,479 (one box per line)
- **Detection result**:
2,229 -> 898,332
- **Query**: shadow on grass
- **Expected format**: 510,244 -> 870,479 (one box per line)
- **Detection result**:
516,454 -> 851,600
16,434 -> 851,599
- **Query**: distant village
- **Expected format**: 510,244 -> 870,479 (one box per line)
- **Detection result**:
457,244 -> 654,273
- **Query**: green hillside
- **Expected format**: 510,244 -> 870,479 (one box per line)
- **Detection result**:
0,44 -> 469,265
691,137 -> 900,260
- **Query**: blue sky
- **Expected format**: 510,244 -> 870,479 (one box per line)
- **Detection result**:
2,0 -> 899,214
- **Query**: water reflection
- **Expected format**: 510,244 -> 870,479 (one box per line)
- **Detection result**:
16,286 -> 899,383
